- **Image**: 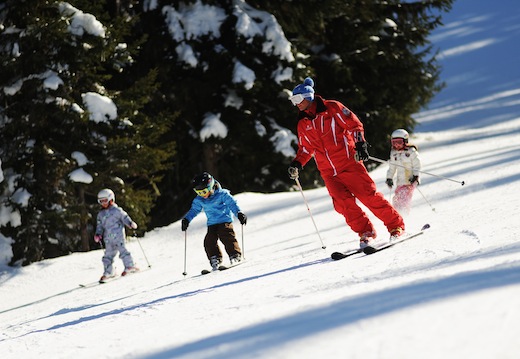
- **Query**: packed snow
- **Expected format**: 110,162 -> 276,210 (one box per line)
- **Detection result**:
1,0 -> 520,358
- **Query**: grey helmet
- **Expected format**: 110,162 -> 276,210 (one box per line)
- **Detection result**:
97,188 -> 115,205
391,129 -> 409,143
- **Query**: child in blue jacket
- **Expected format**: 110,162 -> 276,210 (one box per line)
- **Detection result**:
181,172 -> 247,270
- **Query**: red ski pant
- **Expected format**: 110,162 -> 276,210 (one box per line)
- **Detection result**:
322,162 -> 404,237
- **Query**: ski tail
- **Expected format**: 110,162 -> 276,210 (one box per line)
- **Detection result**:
420,223 -> 430,231
219,260 -> 245,271
363,223 -> 430,255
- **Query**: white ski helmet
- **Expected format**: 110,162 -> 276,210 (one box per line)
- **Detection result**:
97,188 -> 115,205
391,129 -> 409,143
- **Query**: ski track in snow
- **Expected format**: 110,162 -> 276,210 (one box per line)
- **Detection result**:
2,1 -> 520,358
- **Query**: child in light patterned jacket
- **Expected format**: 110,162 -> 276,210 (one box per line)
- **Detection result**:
95,188 -> 139,283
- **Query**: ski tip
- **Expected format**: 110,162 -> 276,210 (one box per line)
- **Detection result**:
363,246 -> 377,255
331,249 -> 362,260
331,251 -> 348,260
330,252 -> 343,260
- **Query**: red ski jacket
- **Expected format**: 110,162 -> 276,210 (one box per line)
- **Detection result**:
293,95 -> 365,177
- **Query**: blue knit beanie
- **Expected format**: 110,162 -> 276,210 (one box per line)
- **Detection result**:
292,77 -> 315,101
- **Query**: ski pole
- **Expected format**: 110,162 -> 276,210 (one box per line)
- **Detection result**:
182,230 -> 188,276
294,177 -> 326,249
416,186 -> 436,212
241,224 -> 246,260
135,235 -> 152,268
369,156 -> 465,186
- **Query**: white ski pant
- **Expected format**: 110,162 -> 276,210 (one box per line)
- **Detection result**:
102,240 -> 134,275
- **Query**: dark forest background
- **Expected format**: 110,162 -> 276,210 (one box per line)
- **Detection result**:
0,0 -> 453,265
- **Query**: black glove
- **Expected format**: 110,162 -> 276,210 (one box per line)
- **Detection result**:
385,178 -> 394,188
355,141 -> 369,161
238,212 -> 247,225
181,218 -> 189,231
409,175 -> 419,185
288,161 -> 302,180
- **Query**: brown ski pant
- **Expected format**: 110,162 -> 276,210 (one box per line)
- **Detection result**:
204,222 -> 241,260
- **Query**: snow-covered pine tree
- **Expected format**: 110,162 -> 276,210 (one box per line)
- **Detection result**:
260,0 -> 453,163
133,0 -> 305,226
135,0 -> 453,224
0,1 -> 173,265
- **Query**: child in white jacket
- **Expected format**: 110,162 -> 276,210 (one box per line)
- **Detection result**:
385,129 -> 421,215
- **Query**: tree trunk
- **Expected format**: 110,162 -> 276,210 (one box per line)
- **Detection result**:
78,186 -> 90,251
202,142 -> 220,178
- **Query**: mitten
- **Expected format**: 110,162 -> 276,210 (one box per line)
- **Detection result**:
409,175 -> 419,185
181,218 -> 189,231
288,161 -> 302,179
94,235 -> 102,243
355,141 -> 369,161
238,212 -> 247,225
130,222 -> 138,229
385,178 -> 394,188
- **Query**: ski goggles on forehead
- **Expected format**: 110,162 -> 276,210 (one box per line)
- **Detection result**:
289,94 -> 306,106
194,187 -> 210,197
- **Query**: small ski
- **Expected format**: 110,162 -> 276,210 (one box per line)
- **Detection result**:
201,260 -> 244,274
99,276 -> 118,284
331,249 -> 362,261
79,275 -> 117,287
80,267 -> 148,287
218,260 -> 244,271
363,223 -> 431,255
79,282 -> 101,288
79,278 -> 116,287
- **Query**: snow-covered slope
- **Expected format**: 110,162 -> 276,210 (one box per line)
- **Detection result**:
2,1 -> 520,358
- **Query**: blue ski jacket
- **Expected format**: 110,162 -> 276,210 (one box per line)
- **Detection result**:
185,187 -> 241,226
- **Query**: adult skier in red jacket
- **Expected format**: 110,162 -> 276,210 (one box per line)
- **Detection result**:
287,77 -> 405,248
